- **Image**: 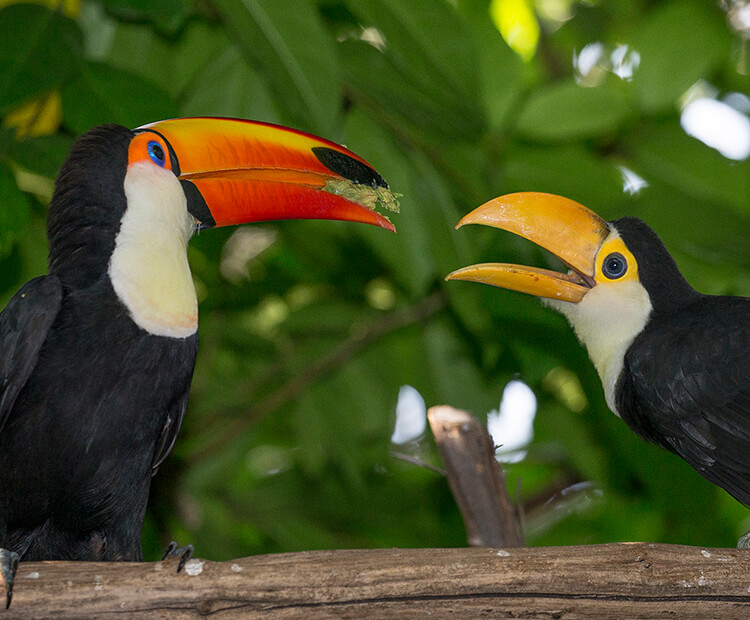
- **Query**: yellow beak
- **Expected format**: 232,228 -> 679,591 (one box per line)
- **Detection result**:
446,192 -> 609,303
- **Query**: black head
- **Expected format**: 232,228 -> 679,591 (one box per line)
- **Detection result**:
48,124 -> 135,289
612,216 -> 699,315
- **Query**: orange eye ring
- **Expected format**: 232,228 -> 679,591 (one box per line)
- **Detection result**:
127,132 -> 174,172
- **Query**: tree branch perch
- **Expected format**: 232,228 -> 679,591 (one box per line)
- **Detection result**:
5,544 -> 750,618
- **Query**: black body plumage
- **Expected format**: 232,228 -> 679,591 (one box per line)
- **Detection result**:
0,125 -> 198,561
612,218 -> 750,506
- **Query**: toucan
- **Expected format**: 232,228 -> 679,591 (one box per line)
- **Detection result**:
0,117 -> 396,607
448,192 -> 750,528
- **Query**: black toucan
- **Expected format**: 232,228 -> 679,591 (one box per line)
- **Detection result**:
448,192 -> 750,524
0,117 -> 395,607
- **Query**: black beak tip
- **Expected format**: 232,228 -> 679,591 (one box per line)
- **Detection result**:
312,147 -> 388,189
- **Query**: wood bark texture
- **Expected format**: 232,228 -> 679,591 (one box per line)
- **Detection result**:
4,543 -> 750,618
428,404 -> 523,547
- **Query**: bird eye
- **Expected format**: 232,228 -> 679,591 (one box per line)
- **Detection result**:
147,141 -> 166,167
602,252 -> 627,279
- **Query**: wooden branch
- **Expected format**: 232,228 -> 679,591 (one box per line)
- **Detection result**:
428,405 -> 523,548
5,544 -> 750,618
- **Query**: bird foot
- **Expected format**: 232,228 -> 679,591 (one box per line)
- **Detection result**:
737,531 -> 750,549
162,541 -> 194,573
0,549 -> 19,609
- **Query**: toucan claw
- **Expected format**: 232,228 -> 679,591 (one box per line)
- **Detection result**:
737,531 -> 750,549
162,541 -> 194,574
0,549 -> 19,609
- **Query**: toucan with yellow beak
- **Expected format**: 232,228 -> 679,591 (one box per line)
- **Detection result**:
0,117 -> 396,607
448,192 -> 750,529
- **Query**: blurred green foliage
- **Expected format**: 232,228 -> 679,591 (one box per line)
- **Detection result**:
1,0 -> 749,559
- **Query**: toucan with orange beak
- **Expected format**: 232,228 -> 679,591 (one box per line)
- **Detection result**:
0,117 -> 396,607
448,192 -> 750,534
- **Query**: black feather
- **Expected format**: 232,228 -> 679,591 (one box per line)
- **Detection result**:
0,125 -> 198,561
614,218 -> 750,505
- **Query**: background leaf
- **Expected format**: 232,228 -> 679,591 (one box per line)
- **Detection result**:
0,4 -> 83,114
61,62 -> 178,132
1,0 -> 749,560
630,1 -> 730,113
0,162 -> 30,258
211,0 -> 341,136
514,80 -> 631,142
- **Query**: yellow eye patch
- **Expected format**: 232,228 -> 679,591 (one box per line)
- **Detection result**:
594,235 -> 639,284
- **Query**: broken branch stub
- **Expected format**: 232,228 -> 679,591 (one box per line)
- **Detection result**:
428,405 -> 523,548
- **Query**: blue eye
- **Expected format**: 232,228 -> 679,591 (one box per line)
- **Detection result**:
147,141 -> 166,167
602,252 -> 627,279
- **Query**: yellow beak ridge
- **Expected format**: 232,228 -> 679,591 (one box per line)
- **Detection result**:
447,192 -> 609,302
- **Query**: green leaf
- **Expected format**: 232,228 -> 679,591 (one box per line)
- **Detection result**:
342,0 -> 484,140
628,124 -> 750,217
343,108 -> 434,296
345,0 -> 482,122
60,62 -> 178,134
8,134 -> 74,179
80,13 -> 279,120
180,48 -> 280,121
101,0 -> 191,34
456,0 -> 525,132
629,1 -> 730,113
0,4 -> 83,115
0,162 -> 31,258
211,0 -> 341,136
500,144 -> 625,214
0,126 -> 14,160
624,180 -> 750,272
86,16 -> 226,101
515,80 -> 631,142
339,40 -> 475,141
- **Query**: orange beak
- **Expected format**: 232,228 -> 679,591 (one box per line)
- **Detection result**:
135,117 -> 397,232
446,192 -> 609,303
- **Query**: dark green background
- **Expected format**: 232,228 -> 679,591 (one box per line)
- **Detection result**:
1,0 -> 749,559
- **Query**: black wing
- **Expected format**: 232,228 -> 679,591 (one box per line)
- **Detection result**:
618,295 -> 750,505
0,276 -> 63,435
150,331 -> 197,473
151,387 -> 191,473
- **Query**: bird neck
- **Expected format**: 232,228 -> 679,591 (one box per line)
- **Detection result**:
109,162 -> 198,339
48,124 -> 134,289
548,280 -> 653,415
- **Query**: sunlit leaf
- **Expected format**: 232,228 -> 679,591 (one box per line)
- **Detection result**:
489,0 -> 539,61
458,0 -> 525,132
3,91 -> 62,137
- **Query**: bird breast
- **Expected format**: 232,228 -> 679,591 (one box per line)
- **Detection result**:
109,162 -> 198,339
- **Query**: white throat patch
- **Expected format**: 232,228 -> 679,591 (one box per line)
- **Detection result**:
109,162 -> 198,338
547,229 -> 653,415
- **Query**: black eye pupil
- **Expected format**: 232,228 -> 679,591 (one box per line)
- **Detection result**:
148,141 -> 165,166
602,252 -> 627,279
